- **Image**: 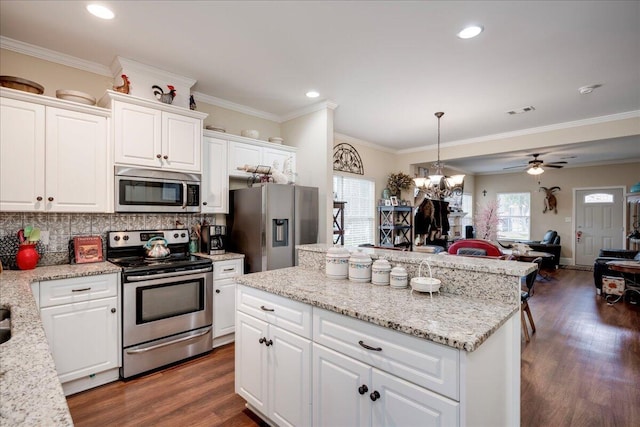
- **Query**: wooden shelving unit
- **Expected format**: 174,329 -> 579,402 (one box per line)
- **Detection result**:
378,205 -> 413,250
333,201 -> 346,245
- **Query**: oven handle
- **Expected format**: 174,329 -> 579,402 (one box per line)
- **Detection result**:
126,266 -> 212,281
182,182 -> 187,210
125,327 -> 211,354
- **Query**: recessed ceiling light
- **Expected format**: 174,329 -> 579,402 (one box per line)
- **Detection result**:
578,84 -> 602,95
306,91 -> 320,98
457,25 -> 483,39
87,4 -> 115,20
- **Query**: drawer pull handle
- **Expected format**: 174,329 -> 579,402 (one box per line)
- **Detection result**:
370,391 -> 380,401
71,287 -> 92,292
358,340 -> 382,351
260,305 -> 275,312
358,385 -> 368,395
223,268 -> 235,272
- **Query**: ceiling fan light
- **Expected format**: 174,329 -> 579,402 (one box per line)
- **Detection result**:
527,166 -> 544,175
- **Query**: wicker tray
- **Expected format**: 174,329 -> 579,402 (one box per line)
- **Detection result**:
0,76 -> 44,94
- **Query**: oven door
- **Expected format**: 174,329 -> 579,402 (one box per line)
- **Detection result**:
122,269 -> 212,348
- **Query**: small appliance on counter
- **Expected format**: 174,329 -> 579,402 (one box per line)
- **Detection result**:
201,225 -> 227,255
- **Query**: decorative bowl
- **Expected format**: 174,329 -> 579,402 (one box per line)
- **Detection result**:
410,277 -> 441,293
55,89 -> 96,105
241,130 -> 259,139
268,137 -> 284,144
0,76 -> 44,94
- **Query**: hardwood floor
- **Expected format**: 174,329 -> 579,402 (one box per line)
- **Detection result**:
67,269 -> 639,426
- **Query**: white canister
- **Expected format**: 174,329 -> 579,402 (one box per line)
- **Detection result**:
390,265 -> 408,288
371,258 -> 391,286
325,246 -> 350,279
348,249 -> 372,282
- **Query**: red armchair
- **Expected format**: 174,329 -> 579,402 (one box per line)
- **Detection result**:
447,239 -> 503,257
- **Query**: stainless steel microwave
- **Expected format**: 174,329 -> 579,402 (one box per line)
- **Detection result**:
115,166 -> 201,213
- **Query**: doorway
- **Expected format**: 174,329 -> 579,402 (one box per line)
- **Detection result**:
574,187 -> 625,266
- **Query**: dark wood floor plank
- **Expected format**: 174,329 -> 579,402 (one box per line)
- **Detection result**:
67,269 -> 639,426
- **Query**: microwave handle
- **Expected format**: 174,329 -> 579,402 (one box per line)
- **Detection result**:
182,182 -> 187,210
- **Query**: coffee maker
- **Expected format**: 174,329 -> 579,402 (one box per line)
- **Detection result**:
201,225 -> 227,255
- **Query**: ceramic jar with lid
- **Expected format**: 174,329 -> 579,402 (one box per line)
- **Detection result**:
325,246 -> 350,279
390,265 -> 408,288
348,249 -> 372,282
371,258 -> 391,286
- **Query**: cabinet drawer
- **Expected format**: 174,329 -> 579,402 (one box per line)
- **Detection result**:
313,308 -> 459,400
214,259 -> 243,280
40,273 -> 119,308
237,285 -> 311,339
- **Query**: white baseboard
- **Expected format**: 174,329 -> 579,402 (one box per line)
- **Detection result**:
213,333 -> 235,349
62,367 -> 120,396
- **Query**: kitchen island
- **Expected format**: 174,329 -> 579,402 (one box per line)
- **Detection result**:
234,244 -> 534,426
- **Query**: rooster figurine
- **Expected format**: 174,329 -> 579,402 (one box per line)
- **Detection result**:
113,74 -> 130,94
152,85 -> 176,104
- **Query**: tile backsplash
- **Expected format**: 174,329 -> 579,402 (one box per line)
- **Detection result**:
0,212 -> 219,268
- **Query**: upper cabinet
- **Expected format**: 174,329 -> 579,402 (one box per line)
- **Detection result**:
1,89 -> 110,212
228,138 -> 296,182
101,91 -> 208,173
202,136 -> 229,213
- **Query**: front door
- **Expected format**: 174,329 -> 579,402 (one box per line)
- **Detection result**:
575,188 -> 624,266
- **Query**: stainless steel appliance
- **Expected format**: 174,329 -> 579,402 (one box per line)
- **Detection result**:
115,166 -> 201,213
201,225 -> 227,255
107,229 -> 213,378
229,183 -> 319,273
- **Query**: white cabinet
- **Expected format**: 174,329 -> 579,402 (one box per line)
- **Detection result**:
228,140 -> 296,181
36,273 -> 120,396
212,258 -> 243,346
0,94 -> 109,212
113,100 -> 202,172
202,137 -> 229,213
236,285 -> 312,426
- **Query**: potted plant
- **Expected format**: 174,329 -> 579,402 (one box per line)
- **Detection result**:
387,172 -> 414,198
475,199 -> 500,241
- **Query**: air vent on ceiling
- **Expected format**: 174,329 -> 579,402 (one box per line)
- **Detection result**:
506,106 -> 536,115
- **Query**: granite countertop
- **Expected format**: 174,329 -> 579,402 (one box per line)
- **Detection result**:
236,266 -> 519,352
0,262 -> 122,426
195,252 -> 245,262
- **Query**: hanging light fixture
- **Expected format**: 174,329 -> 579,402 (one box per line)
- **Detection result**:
527,165 -> 544,175
413,112 -> 465,200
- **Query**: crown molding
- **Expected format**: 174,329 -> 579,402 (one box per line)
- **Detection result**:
397,110 -> 640,155
0,36 -> 112,77
111,56 -> 197,87
334,132 -> 396,153
280,100 -> 339,123
192,91 -> 281,122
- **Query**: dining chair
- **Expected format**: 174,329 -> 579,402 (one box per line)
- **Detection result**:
521,257 -> 542,342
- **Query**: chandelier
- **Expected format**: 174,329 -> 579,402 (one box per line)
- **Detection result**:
413,112 -> 465,200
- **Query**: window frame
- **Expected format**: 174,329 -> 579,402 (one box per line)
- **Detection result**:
332,173 -> 376,247
496,192 -> 531,241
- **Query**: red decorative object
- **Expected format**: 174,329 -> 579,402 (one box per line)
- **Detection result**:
113,74 -> 130,94
16,243 -> 39,270
74,236 -> 104,264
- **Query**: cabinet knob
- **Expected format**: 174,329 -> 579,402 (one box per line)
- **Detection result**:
111,308 -> 116,313
48,197 -> 54,202
202,202 -> 208,206
215,289 -> 220,294
265,339 -> 273,347
370,391 -> 380,401
259,337 -> 266,344
358,385 -> 368,395
156,154 -> 162,159
163,155 -> 168,160
36,196 -> 43,201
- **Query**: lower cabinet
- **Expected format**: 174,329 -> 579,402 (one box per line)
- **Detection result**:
212,258 -> 243,347
35,273 -> 120,395
236,312 -> 312,427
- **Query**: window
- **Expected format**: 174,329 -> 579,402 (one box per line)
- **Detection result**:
333,175 -> 375,246
460,194 -> 474,229
584,193 -> 614,203
497,192 -> 530,240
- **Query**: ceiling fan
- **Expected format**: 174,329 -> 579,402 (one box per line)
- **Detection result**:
503,153 -> 567,175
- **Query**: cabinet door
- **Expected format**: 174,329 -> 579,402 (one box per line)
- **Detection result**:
202,137 -> 228,213
228,141 -> 262,177
313,343 -> 371,427
40,297 -> 119,384
268,325 -> 312,427
213,278 -> 236,338
45,107 -> 108,212
263,147 -> 293,174
113,101 -> 162,168
0,97 -> 45,211
371,369 -> 459,427
236,312 -> 269,414
162,111 -> 201,172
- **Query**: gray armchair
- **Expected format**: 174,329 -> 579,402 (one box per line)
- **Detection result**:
518,230 -> 561,269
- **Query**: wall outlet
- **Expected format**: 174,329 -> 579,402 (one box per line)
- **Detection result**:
40,230 -> 50,245
564,217 -> 571,223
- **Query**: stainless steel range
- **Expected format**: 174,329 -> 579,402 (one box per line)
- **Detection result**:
107,229 -> 213,379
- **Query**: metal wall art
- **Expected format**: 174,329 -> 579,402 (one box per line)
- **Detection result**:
333,143 -> 364,175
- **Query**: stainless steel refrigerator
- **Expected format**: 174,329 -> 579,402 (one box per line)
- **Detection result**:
228,184 -> 319,273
